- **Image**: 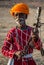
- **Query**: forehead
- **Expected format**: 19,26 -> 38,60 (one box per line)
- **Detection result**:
16,13 -> 26,18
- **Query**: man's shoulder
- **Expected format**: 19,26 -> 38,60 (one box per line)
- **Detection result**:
27,25 -> 33,31
8,27 -> 16,34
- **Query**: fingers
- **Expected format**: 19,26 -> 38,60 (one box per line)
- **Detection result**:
14,51 -> 21,58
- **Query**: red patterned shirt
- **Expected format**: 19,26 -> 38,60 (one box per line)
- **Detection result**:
2,26 -> 42,58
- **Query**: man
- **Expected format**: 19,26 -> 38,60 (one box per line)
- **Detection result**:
2,3 -> 43,65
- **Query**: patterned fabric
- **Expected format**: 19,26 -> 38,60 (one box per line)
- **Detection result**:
2,26 -> 42,65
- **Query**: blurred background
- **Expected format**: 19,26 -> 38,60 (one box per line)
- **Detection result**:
0,0 -> 44,65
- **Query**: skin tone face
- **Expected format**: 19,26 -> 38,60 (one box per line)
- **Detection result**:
14,13 -> 27,29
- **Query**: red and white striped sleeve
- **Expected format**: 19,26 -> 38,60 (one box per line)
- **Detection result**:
2,28 -> 18,58
34,38 -> 42,50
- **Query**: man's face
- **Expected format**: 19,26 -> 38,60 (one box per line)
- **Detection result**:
15,13 -> 26,26
18,18 -> 25,25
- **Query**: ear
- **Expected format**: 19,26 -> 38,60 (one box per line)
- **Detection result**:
12,12 -> 14,16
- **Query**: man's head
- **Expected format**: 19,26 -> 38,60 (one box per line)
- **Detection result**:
14,13 -> 27,26
10,3 -> 29,27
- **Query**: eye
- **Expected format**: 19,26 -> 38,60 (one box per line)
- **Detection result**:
15,13 -> 19,16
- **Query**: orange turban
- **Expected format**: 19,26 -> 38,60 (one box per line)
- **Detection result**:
10,3 -> 29,16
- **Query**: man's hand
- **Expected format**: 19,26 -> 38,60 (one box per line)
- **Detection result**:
32,28 -> 39,42
32,33 -> 39,42
15,51 -> 21,56
14,51 -> 21,59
